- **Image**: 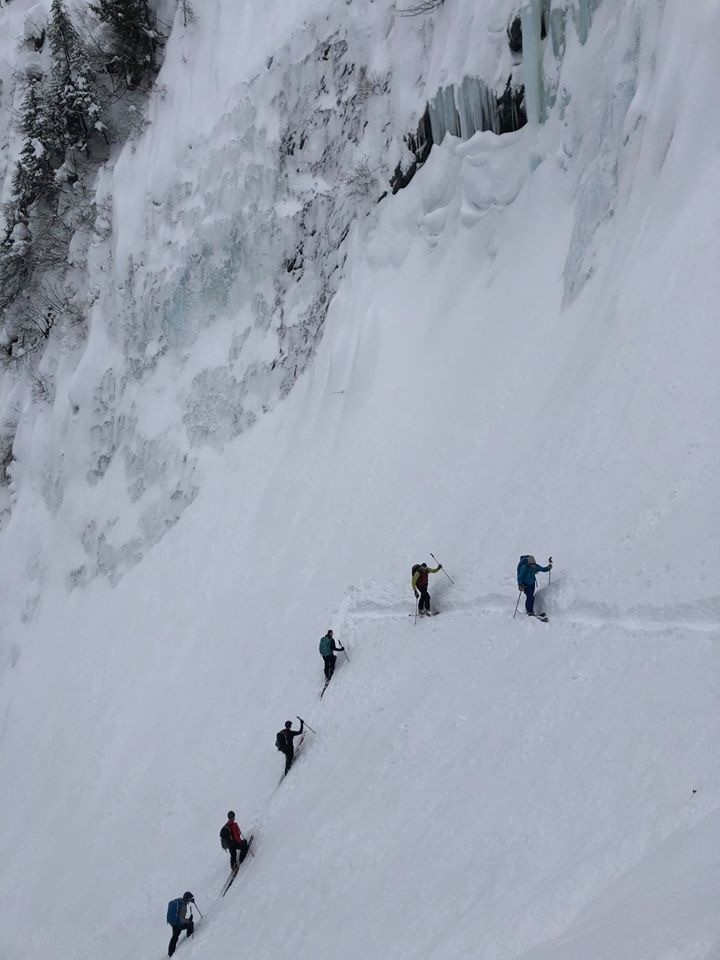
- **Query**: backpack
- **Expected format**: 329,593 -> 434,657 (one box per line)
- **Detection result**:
275,731 -> 286,752
413,563 -> 430,588
219,824 -> 232,850
166,898 -> 183,925
517,555 -> 529,579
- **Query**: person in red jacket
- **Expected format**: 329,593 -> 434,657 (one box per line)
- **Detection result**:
222,811 -> 249,871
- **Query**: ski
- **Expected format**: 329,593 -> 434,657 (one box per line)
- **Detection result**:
221,835 -> 254,897
277,734 -> 307,787
409,611 -> 439,618
221,871 -> 236,897
528,613 -> 549,623
320,651 -> 347,697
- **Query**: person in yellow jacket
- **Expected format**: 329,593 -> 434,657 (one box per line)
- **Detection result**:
411,561 -> 442,616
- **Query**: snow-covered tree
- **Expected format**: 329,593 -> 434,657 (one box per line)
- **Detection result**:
10,79 -> 58,211
47,0 -> 106,155
90,0 -> 161,90
1,77 -> 55,311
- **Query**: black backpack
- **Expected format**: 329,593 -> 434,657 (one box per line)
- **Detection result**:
219,824 -> 232,850
411,563 -> 420,577
275,731 -> 286,751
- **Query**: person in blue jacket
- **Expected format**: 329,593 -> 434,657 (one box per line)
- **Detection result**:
166,892 -> 194,956
517,555 -> 552,616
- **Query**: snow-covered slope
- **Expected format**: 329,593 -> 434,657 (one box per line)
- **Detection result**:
1,1 -> 719,958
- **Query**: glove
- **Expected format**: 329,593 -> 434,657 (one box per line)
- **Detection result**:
518,585 -> 524,593
414,590 -> 419,598
340,646 -> 345,651
438,564 -> 443,569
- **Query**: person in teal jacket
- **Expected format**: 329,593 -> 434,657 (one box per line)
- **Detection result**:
517,555 -> 552,616
319,629 -> 344,681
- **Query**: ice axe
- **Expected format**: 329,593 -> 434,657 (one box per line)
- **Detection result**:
298,716 -> 316,734
430,552 -> 454,584
513,588 -> 522,619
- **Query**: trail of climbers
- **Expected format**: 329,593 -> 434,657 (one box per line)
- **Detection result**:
161,552 -> 717,958
191,590 -> 717,960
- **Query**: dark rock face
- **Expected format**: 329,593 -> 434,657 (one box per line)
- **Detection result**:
507,7 -> 548,54
508,15 -> 523,53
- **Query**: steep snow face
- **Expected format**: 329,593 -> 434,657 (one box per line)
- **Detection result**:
0,1 -> 401,604
1,1 -> 720,960
0,0 -> 477,601
0,0 -> 616,604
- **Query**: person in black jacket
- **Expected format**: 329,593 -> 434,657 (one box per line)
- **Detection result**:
276,717 -> 304,775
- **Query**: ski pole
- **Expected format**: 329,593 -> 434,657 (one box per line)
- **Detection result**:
193,903 -> 203,919
548,556 -> 552,586
341,646 -> 350,663
430,552 -> 454,584
298,716 -> 316,734
513,590 -> 522,619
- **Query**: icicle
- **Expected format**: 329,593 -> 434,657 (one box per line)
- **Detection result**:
573,0 -> 603,45
428,75 -> 526,146
521,0 -> 544,124
548,3 -> 566,59
428,85 -> 461,143
400,72 -> 529,192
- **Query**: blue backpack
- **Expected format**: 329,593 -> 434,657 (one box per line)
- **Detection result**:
166,898 -> 183,925
517,555 -> 529,579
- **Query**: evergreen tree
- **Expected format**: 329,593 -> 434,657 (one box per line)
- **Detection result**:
11,79 -> 58,210
90,0 -> 160,90
1,79 -> 51,305
47,0 -> 106,154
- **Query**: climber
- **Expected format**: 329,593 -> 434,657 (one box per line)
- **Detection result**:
412,561 -> 442,615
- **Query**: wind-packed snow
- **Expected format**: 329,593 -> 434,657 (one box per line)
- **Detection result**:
0,0 -> 719,959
